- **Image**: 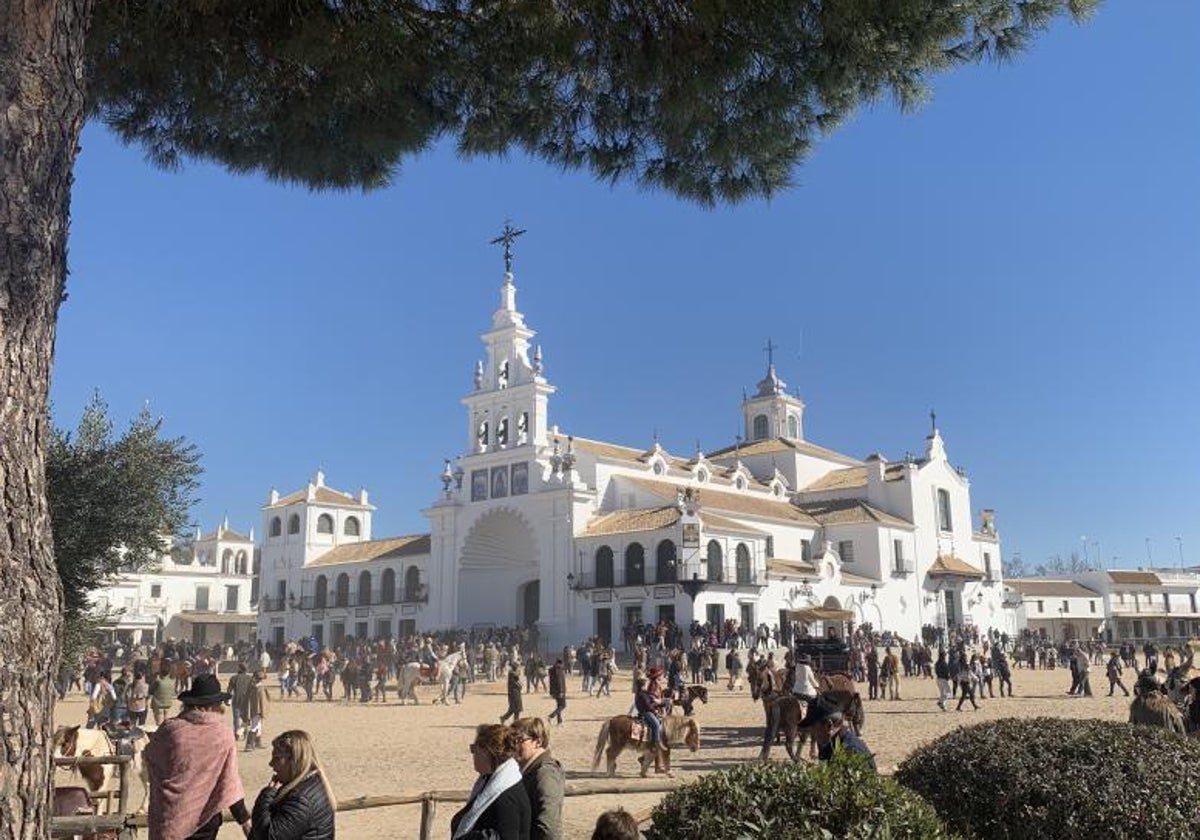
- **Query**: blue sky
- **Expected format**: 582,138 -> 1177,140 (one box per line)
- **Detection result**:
58,3 -> 1198,572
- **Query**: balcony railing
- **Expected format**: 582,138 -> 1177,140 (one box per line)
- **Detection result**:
260,596 -> 287,613
570,564 -> 763,590
298,586 -> 429,610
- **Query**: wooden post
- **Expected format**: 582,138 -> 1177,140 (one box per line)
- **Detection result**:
117,754 -> 130,817
419,794 -> 437,840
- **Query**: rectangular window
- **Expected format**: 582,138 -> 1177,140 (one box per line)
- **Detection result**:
223,624 -> 237,644
311,624 -> 324,645
801,539 -> 812,562
1061,600 -> 1069,614
1118,592 -> 1125,604
330,622 -> 345,646
355,621 -> 369,640
765,536 -> 775,557
657,604 -> 676,625
1090,600 -> 1096,614
377,619 -> 392,639
1164,593 -> 1171,613
1133,620 -> 1143,638
1191,593 -> 1197,613
705,603 -> 724,627
195,586 -> 210,611
1037,600 -> 1044,614
937,488 -> 953,531
838,540 -> 855,564
510,462 -> 529,496
225,585 -> 239,612
150,584 -> 162,599
740,603 -> 754,630
983,552 -> 993,580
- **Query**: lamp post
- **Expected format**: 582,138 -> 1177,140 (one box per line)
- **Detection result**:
1176,536 -> 1185,570
1146,538 -> 1153,565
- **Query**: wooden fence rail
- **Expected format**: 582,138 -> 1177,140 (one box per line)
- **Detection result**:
52,776 -> 684,839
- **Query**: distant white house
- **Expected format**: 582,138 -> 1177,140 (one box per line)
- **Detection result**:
88,518 -> 259,647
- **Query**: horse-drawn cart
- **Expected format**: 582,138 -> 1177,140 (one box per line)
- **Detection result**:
788,607 -> 854,673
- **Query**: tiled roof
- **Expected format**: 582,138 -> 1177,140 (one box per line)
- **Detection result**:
267,486 -> 362,509
793,498 -> 913,529
927,554 -> 985,579
582,507 -> 680,537
841,571 -> 883,586
177,612 -> 258,625
801,464 -> 908,492
1109,571 -> 1162,585
625,476 -> 820,527
200,527 -> 252,543
701,512 -> 770,536
1006,579 -> 1100,598
571,437 -> 691,469
706,437 -> 861,466
766,557 -> 818,579
306,535 -> 430,567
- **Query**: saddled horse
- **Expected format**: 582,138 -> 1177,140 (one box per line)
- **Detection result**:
592,715 -> 700,778
747,657 -> 865,762
398,649 -> 467,705
53,724 -> 149,813
169,658 -> 193,693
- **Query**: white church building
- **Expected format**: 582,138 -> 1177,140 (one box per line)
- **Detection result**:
257,263 -> 1012,651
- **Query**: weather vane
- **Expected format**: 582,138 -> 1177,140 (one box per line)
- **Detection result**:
489,220 -> 527,274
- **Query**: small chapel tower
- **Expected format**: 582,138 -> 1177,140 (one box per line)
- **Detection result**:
461,224 -> 556,455
742,340 -> 806,441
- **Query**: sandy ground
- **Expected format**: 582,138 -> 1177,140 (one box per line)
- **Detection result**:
55,663 -> 1134,839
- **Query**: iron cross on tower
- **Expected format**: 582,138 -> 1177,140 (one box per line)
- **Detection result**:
764,338 -> 777,367
490,221 -> 527,274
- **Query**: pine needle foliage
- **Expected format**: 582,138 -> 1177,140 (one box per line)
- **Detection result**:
86,0 -> 1098,206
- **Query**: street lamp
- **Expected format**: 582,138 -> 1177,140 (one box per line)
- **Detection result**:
1146,538 -> 1153,565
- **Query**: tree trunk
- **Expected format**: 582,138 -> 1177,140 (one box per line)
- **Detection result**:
0,2 -> 93,838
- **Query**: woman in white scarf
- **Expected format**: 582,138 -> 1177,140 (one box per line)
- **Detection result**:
450,724 -> 531,840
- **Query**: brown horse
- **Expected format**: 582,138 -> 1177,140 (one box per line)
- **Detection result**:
1165,645 -> 1197,705
758,689 -> 866,762
676,684 -> 709,716
592,715 -> 700,777
53,724 -> 150,813
169,659 -> 192,693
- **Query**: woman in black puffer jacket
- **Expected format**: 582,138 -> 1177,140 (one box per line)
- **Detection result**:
252,730 -> 336,840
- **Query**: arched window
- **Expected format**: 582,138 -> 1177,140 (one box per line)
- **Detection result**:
404,566 -> 422,601
595,546 -> 615,587
937,488 -> 953,531
235,550 -> 248,575
497,417 -> 509,447
335,573 -> 350,607
706,540 -> 724,581
517,412 -> 529,445
381,568 -> 396,603
314,575 -> 328,609
787,414 -> 799,438
477,419 -> 489,452
358,571 -> 372,605
498,360 -> 509,389
736,543 -> 752,584
287,514 -> 300,535
656,540 -> 677,583
625,543 -> 645,586
221,549 -> 232,574
269,517 -> 282,537
317,513 -> 334,534
752,414 -> 769,441
344,516 -> 361,537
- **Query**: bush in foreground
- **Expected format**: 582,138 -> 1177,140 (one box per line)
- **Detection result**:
647,753 -> 954,839
896,716 -> 1200,839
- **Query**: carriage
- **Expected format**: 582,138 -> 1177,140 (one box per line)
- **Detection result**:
787,607 -> 854,674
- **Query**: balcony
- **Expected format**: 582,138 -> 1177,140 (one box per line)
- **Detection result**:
569,564 -> 764,590
260,596 -> 287,613
298,586 -> 429,611
891,558 -> 915,576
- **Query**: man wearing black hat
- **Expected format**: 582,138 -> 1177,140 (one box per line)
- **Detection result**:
807,696 -> 876,771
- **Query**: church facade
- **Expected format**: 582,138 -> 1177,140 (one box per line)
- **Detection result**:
256,266 -> 1013,651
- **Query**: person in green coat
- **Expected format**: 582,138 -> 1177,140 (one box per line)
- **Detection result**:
512,717 -> 564,840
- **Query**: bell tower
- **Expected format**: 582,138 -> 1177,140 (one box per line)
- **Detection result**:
461,224 -> 555,455
742,339 -> 805,442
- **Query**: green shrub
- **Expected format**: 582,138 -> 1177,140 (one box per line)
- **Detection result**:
647,753 -> 955,839
896,716 -> 1200,839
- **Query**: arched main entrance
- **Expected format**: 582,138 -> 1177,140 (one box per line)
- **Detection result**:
457,508 -> 540,628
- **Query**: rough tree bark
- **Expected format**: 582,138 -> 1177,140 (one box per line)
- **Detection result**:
0,2 -> 93,838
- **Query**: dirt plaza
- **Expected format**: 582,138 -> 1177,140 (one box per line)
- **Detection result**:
56,664 -> 1137,839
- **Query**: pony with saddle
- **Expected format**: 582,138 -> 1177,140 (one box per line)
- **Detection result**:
53,722 -> 150,814
675,684 -> 709,716
592,714 -> 700,777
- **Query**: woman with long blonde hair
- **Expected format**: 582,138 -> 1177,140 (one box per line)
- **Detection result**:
251,729 -> 336,839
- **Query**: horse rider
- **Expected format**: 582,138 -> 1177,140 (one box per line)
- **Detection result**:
632,677 -> 669,757
791,653 -> 820,711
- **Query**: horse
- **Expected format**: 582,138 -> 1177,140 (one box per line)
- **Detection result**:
1165,645 -> 1197,706
53,724 -> 149,813
397,649 -> 467,705
676,684 -> 709,716
592,715 -> 700,778
169,658 -> 192,693
758,688 -> 867,762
